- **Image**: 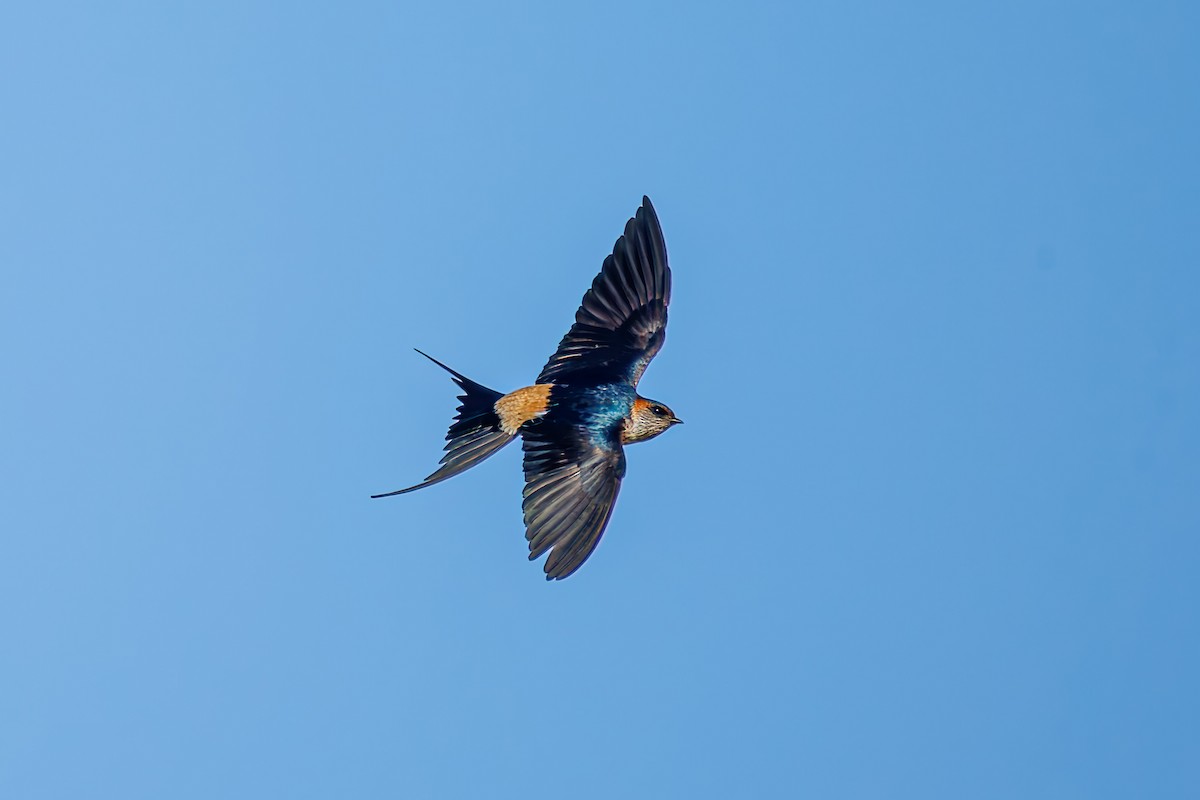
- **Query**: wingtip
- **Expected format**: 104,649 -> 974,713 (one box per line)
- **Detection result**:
638,195 -> 660,231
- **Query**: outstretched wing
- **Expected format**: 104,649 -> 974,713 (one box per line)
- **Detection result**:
521,415 -> 626,580
537,196 -> 671,387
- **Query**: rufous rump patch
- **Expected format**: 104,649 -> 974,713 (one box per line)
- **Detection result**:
495,384 -> 553,434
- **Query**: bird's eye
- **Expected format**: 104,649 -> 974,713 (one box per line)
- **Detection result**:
652,405 -> 666,416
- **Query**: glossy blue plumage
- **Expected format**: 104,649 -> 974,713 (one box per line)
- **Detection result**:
554,383 -> 634,441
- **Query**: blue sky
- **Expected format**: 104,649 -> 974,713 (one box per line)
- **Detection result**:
2,1 -> 1198,797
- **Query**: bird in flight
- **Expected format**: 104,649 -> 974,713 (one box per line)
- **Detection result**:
373,196 -> 681,580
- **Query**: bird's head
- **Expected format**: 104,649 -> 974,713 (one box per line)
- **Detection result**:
624,396 -> 683,444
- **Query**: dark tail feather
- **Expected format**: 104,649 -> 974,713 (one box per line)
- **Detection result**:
371,350 -> 516,498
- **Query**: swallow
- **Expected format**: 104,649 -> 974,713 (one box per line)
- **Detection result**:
373,196 -> 681,580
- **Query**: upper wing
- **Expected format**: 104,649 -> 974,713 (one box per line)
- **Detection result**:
537,196 -> 671,387
521,415 -> 627,580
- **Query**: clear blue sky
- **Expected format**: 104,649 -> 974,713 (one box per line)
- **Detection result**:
2,2 -> 1197,798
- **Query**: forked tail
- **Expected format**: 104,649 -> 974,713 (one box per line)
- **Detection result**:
371,350 -> 516,498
